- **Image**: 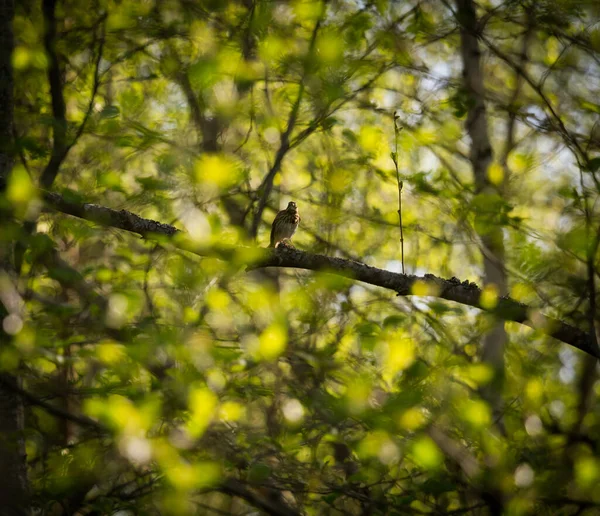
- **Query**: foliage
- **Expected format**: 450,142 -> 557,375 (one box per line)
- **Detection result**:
3,0 -> 600,514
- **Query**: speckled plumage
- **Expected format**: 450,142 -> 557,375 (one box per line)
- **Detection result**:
269,201 -> 300,248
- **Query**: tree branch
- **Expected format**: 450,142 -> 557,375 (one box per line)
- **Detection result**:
40,0 -> 68,189
481,34 -> 587,163
427,425 -> 480,478
0,374 -> 105,432
220,478 -> 301,516
39,189 -> 600,359
249,11 -> 323,238
70,17 -> 106,146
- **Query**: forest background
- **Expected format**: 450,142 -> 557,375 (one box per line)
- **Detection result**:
1,0 -> 600,514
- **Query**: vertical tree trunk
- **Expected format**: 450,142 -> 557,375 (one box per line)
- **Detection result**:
0,0 -> 15,183
455,0 -> 508,420
0,375 -> 29,515
0,0 -> 30,513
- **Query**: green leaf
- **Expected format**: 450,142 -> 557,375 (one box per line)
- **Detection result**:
100,105 -> 120,119
422,478 -> 456,495
585,157 -> 600,173
248,463 -> 272,484
385,390 -> 422,411
383,315 -> 405,328
188,58 -> 218,90
136,176 -> 169,190
354,322 -> 380,337
322,492 -> 342,504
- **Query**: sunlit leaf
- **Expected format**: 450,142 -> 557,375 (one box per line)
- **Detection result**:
256,322 -> 288,361
186,385 -> 218,438
411,437 -> 443,470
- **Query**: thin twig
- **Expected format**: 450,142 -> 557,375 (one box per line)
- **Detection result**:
249,10 -> 324,238
391,111 -> 405,274
70,16 -> 106,146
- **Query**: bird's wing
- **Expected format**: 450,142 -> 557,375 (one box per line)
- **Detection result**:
272,210 -> 286,226
270,210 -> 285,245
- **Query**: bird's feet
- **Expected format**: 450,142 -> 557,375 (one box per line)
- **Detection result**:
279,239 -> 295,249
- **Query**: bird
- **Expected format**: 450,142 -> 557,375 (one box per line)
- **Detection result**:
269,201 -> 300,248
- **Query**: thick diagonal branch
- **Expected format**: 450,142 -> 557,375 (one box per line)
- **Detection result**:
40,190 -> 600,359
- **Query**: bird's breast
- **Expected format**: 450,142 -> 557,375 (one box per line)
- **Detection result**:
280,220 -> 298,237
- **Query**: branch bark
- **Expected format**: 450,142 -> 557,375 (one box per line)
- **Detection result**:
220,478 -> 301,516
40,190 -> 600,359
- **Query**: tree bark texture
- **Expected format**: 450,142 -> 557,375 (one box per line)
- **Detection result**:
0,0 -> 31,512
456,0 -> 508,417
38,190 -> 600,359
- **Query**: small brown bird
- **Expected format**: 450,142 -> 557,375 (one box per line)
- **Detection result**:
269,201 -> 300,248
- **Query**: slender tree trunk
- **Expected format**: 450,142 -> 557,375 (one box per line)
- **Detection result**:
0,0 -> 15,183
0,0 -> 30,513
455,0 -> 508,420
0,374 -> 29,515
